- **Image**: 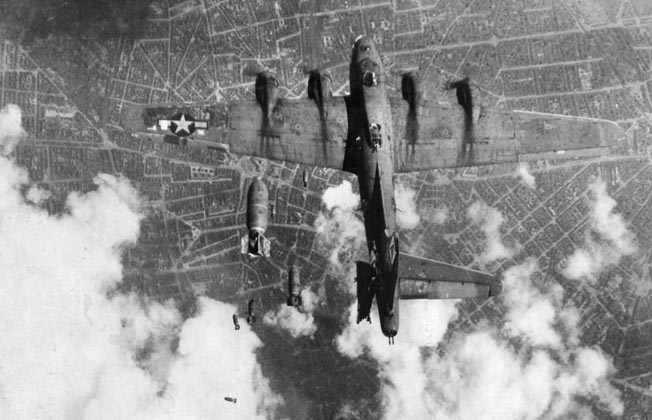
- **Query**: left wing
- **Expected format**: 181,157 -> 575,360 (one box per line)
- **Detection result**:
398,252 -> 501,299
121,97 -> 350,170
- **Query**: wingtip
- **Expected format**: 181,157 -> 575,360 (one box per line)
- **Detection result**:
490,276 -> 503,297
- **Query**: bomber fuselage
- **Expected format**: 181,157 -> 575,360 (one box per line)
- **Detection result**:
350,36 -> 400,339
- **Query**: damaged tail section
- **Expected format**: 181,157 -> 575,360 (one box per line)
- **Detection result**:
355,260 -> 375,324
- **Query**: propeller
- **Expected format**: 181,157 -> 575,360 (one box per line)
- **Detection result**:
445,77 -> 475,166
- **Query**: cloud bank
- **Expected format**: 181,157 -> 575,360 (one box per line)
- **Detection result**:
335,262 -> 623,420
467,200 -> 516,264
563,179 -> 637,282
0,105 -> 281,420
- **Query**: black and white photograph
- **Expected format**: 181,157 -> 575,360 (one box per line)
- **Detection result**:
0,0 -> 650,418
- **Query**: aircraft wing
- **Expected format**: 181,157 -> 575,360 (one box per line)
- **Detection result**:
390,97 -> 625,172
398,252 -> 501,299
120,97 -> 350,170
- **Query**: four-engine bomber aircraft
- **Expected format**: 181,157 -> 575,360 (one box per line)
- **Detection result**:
122,36 -> 623,342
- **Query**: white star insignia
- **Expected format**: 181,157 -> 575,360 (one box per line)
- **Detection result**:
173,114 -> 193,134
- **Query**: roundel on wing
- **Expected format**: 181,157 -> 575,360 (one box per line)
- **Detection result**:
169,113 -> 196,137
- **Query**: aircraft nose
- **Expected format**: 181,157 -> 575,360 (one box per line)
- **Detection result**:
490,277 -> 503,296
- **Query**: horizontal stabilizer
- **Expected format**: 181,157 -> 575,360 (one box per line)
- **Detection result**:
400,278 -> 490,299
398,252 -> 500,299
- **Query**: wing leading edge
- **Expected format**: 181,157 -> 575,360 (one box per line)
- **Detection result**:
398,252 -> 501,300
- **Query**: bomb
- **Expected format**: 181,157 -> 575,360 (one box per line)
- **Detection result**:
241,177 -> 270,257
246,299 -> 256,325
287,265 -> 302,307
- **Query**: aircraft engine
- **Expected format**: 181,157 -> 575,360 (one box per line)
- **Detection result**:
241,177 -> 271,257
307,70 -> 332,109
287,265 -> 302,306
401,72 -> 418,111
255,71 -> 279,120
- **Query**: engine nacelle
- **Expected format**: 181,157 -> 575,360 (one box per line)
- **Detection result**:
241,177 -> 271,257
255,71 -> 279,120
287,265 -> 302,307
401,72 -> 419,113
445,77 -> 473,120
307,70 -> 332,110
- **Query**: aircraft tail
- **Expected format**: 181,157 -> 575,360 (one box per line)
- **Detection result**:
355,261 -> 375,323
240,232 -> 271,258
397,252 -> 501,300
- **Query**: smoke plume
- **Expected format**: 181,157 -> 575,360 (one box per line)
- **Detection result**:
515,162 -> 536,189
263,288 -> 319,338
314,181 -> 366,290
431,206 -> 449,225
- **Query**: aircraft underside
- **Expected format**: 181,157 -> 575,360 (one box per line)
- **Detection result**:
120,35 -> 622,342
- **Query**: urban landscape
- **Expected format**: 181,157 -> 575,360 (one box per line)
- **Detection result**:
1,0 -> 652,418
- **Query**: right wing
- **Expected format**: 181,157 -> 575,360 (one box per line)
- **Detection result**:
121,97 -> 351,170
391,97 -> 625,172
398,252 -> 501,299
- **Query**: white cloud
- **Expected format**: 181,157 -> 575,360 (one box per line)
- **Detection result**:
515,162 -> 536,189
0,104 -> 26,155
322,180 -> 359,211
335,262 -> 623,420
315,181 -> 366,290
0,105 -> 282,420
588,180 -> 636,254
25,184 -> 51,204
431,206 -> 448,225
563,179 -> 637,282
467,201 -> 516,264
395,183 -> 420,230
263,288 -> 319,338
502,260 -> 576,348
